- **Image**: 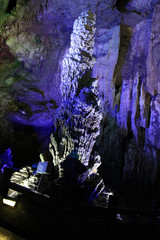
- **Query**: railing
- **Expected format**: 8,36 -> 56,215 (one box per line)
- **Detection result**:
5,181 -> 160,225
0,173 -> 160,239
0,168 -> 160,227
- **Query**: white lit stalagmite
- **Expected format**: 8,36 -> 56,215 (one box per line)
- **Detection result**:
49,10 -> 106,201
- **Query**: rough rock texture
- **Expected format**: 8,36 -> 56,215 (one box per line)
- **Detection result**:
8,166 -> 39,198
92,25 -> 120,115
96,4 -> 160,194
0,0 -> 119,157
10,166 -> 38,189
1,0 -> 160,198
49,10 -> 106,202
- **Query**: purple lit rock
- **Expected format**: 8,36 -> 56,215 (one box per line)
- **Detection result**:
49,10 -> 102,173
2,0 -> 160,195
117,19 -> 151,138
146,5 -> 160,95
92,25 -> 120,114
49,10 -> 106,201
127,0 -> 160,13
148,95 -> 160,149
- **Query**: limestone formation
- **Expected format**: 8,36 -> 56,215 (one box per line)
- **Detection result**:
96,6 -> 160,191
49,10 -> 106,202
10,167 -> 38,189
2,0 -> 160,197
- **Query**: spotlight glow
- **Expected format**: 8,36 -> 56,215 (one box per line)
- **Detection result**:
3,198 -> 16,207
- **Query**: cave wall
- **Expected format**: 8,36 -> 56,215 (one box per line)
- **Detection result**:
1,0 -> 160,194
95,4 -> 160,193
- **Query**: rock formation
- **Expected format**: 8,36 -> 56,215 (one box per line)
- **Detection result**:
1,0 -> 160,199
49,10 -> 106,203
95,4 -> 160,193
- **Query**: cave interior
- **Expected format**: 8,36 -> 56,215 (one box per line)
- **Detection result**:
1,0 -> 160,238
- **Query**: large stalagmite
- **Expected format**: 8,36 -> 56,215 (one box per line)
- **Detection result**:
49,10 -> 106,202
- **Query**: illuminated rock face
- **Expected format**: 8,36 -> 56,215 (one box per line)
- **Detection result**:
2,0 -> 160,195
49,10 -> 103,183
116,12 -> 160,187
96,6 -> 160,191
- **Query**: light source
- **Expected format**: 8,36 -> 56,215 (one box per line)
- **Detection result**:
2,198 -> 16,207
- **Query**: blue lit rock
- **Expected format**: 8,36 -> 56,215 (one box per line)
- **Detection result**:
49,10 -> 106,202
92,25 -> 120,114
127,0 -> 160,13
117,14 -> 160,151
2,0 -> 160,195
148,95 -> 160,149
95,7 -> 160,191
6,32 -> 46,70
117,19 -> 151,138
146,5 -> 160,95
49,10 -> 102,175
